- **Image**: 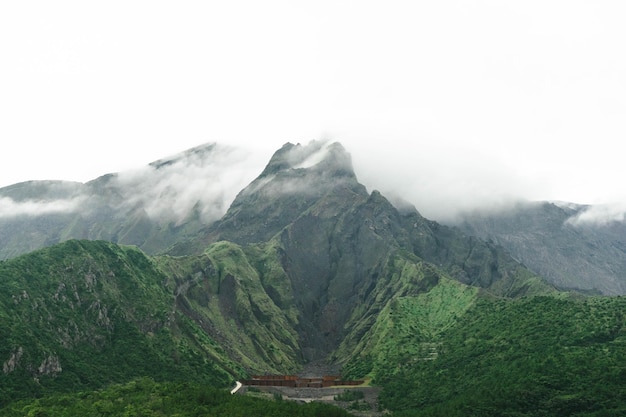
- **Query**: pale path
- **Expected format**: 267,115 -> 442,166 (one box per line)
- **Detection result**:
230,381 -> 243,395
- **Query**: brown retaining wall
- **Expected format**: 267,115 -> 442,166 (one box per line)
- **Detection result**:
242,375 -> 364,388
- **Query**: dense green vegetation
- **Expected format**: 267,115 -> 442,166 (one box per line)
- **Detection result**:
341,276 -> 479,381
0,377 -> 353,417
377,295 -> 626,416
334,390 -> 365,401
0,241 -> 233,407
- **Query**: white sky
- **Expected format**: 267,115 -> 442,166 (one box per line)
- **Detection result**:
1,1 -> 625,221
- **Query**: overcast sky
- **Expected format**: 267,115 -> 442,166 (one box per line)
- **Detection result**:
1,1 -> 625,222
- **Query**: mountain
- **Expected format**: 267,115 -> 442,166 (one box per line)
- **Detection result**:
455,201 -> 626,295
4,141 -> 625,298
1,142 -> 548,398
2,141 -> 626,415
171,141 -> 552,360
0,143 -> 250,260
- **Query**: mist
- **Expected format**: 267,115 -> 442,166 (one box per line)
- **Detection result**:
2,139 -> 625,229
342,137 -> 547,223
289,140 -> 333,169
0,195 -> 86,218
110,144 -> 268,225
566,203 -> 626,226
0,143 -> 269,225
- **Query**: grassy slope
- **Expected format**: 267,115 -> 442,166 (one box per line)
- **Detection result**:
339,260 -> 479,380
329,248 -> 626,415
159,240 -> 303,374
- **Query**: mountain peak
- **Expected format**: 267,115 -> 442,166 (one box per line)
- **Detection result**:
170,141 -> 365,248
149,143 -> 219,170
259,141 -> 355,179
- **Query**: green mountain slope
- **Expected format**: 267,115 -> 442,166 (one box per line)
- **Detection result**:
157,240 -> 303,373
339,276 -> 480,380
379,294 -> 626,416
0,241 -> 290,402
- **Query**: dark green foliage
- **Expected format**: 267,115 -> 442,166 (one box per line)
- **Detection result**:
0,378 -> 354,417
334,390 -> 365,402
342,354 -> 374,380
348,400 -> 371,411
379,295 -> 626,416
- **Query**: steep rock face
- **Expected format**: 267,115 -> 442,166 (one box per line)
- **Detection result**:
456,201 -> 626,295
277,188 -> 400,358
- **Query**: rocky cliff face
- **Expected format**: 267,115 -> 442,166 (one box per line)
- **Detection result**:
456,201 -> 626,295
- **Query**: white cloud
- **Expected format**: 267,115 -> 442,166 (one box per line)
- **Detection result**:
111,144 -> 266,225
290,141 -> 332,169
0,196 -> 86,218
566,203 -> 626,226
0,145 -> 266,224
344,136 -> 548,222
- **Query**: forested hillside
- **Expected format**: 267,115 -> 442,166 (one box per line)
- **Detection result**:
378,295 -> 626,416
0,240 -> 238,406
0,378 -> 352,417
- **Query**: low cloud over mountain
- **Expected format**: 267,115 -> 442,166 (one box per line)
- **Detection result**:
0,195 -> 86,218
110,143 -> 264,225
566,202 -> 626,226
